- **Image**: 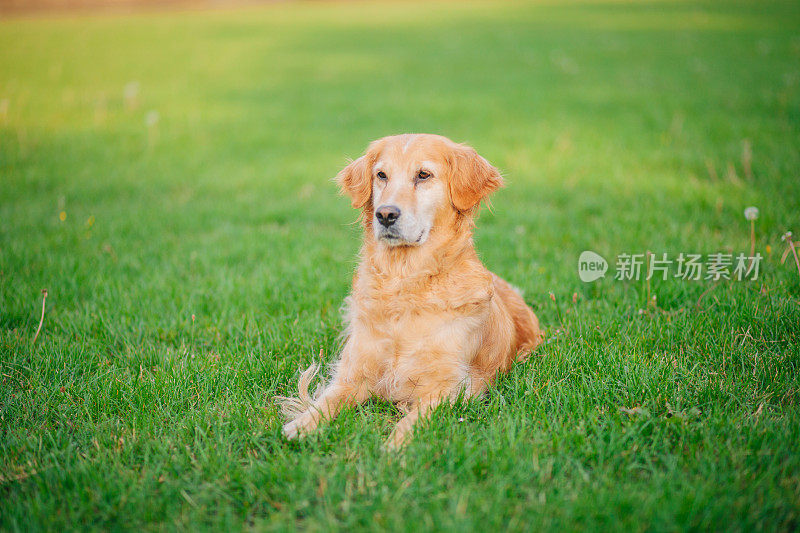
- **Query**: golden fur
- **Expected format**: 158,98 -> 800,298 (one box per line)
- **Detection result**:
277,134 -> 542,448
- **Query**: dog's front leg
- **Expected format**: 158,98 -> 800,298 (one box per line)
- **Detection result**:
281,376 -> 368,439
278,349 -> 371,440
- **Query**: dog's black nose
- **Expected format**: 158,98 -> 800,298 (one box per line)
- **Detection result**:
375,205 -> 401,227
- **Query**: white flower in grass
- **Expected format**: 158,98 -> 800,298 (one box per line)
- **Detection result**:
744,206 -> 759,221
145,110 -> 160,128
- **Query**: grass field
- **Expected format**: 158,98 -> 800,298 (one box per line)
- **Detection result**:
2,0 -> 800,530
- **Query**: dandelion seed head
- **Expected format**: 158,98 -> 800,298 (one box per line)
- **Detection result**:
145,110 -> 160,127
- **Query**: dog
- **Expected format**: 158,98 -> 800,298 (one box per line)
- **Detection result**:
277,134 -> 542,448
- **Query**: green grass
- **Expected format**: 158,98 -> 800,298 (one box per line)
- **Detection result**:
2,0 -> 800,530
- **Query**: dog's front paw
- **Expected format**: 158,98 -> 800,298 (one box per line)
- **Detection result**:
282,412 -> 317,440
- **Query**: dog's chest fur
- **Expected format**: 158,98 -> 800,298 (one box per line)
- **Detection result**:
343,262 -> 494,402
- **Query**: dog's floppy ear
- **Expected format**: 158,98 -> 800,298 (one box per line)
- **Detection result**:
335,155 -> 372,209
448,144 -> 504,212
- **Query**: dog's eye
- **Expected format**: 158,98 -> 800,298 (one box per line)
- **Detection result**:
377,171 -> 387,180
417,170 -> 431,181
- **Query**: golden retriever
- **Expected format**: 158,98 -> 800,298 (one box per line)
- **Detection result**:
278,134 -> 542,448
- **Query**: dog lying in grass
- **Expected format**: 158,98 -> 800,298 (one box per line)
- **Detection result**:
278,134 -> 542,448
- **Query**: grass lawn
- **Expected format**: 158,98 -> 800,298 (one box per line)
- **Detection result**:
2,0 -> 800,530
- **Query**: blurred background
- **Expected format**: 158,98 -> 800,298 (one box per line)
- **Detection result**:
2,0 -> 799,529
0,0 -> 270,14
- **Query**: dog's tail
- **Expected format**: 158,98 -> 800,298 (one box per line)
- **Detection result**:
274,363 -> 322,420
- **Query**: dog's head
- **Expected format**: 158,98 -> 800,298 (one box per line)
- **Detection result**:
335,134 -> 503,247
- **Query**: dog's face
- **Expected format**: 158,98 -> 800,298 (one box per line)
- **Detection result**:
369,141 -> 448,246
336,134 -> 504,246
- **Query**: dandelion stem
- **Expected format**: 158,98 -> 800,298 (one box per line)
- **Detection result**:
550,292 -> 564,329
645,251 -> 654,312
32,289 -> 48,344
780,233 -> 800,281
789,241 -> 800,280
